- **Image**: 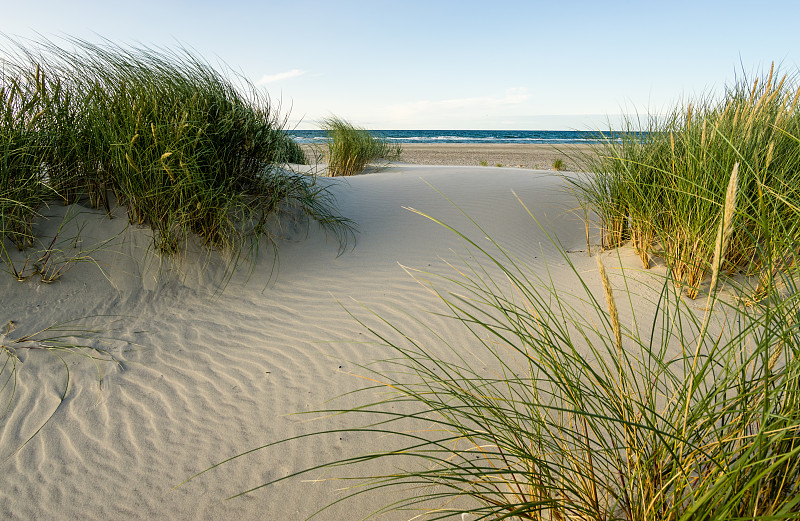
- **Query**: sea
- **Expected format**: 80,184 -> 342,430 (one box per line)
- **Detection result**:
290,129 -> 616,145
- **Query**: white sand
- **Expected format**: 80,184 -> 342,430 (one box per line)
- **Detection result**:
1,165 -> 621,519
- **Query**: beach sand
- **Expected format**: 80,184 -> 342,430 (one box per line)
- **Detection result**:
0,164 -> 649,520
398,143 -> 599,171
304,143 -> 600,171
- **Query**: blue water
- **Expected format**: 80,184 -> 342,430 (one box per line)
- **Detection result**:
290,129 -> 614,145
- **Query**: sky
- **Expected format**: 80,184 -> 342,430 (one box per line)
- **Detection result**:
1,0 -> 798,130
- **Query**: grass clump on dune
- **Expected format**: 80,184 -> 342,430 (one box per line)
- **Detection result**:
1,35 -> 344,275
0,68 -> 49,253
572,64 -> 800,298
322,116 -> 401,176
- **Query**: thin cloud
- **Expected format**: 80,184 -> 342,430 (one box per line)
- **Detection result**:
439,87 -> 531,109
386,88 -> 531,120
256,69 -> 306,85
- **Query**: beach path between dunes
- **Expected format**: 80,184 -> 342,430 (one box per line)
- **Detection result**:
1,165 -> 604,520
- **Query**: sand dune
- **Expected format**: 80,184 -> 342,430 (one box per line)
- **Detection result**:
1,165 -> 602,520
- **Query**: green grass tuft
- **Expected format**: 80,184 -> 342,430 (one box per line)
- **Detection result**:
570,63 -> 800,298
321,116 -> 401,177
0,35 -> 349,277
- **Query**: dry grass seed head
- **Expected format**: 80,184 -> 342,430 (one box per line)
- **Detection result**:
596,255 -> 622,357
706,162 -> 739,300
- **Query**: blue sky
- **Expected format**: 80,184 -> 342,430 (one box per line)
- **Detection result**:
1,0 -> 798,130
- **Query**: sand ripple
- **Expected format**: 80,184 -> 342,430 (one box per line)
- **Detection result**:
1,166 -> 590,519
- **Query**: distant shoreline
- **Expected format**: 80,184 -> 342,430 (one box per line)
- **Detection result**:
302,142 -> 600,171
397,143 -> 599,171
290,129 -> 614,146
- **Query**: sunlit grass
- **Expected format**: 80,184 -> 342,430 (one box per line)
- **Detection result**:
571,64 -> 800,298
322,116 -> 401,176
1,35 -> 348,275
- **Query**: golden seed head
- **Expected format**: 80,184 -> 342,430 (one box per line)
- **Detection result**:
790,86 -> 800,112
765,142 -> 775,171
722,163 -> 739,246
708,162 -> 739,298
701,120 -> 707,148
596,255 -> 622,355
749,77 -> 760,103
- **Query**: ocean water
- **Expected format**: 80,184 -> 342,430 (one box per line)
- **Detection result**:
290,129 -> 617,145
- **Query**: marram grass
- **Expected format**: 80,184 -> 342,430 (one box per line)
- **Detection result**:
570,64 -> 800,299
0,66 -> 50,253
322,116 -> 401,177
1,35 -> 346,279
